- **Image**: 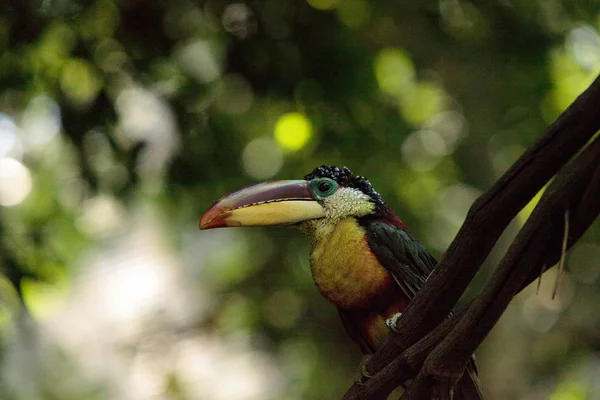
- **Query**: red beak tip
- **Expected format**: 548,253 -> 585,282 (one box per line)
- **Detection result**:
199,214 -> 213,230
199,208 -> 230,230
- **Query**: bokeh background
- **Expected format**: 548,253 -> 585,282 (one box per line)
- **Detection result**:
1,1 -> 600,399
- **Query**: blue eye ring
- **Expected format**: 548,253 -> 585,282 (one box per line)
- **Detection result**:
309,178 -> 338,199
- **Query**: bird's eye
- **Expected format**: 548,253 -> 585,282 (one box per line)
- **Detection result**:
318,181 -> 332,192
310,178 -> 338,199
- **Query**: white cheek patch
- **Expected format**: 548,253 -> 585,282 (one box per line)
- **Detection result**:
322,187 -> 374,220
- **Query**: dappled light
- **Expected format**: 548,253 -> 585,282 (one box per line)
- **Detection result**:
374,48 -> 416,99
0,158 -> 32,207
546,24 -> 600,120
0,1 -> 599,399
274,112 -> 313,152
175,39 -> 222,84
21,96 -> 61,147
242,137 -> 283,179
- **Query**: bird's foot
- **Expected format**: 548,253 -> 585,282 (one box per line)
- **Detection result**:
385,312 -> 402,332
355,354 -> 373,385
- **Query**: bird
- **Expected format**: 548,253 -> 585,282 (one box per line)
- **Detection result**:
200,165 -> 483,399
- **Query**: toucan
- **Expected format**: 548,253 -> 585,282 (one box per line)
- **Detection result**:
200,165 -> 483,398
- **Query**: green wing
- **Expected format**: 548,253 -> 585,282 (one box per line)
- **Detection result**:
361,218 -> 437,299
360,219 -> 483,397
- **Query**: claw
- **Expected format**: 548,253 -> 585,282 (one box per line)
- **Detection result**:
355,354 -> 373,385
385,312 -> 402,332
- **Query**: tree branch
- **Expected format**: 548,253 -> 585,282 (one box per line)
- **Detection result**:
343,154 -> 600,398
343,74 -> 600,399
404,136 -> 600,399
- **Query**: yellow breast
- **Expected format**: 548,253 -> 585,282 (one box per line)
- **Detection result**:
309,218 -> 393,309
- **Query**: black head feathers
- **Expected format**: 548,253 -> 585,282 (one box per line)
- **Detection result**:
304,165 -> 384,205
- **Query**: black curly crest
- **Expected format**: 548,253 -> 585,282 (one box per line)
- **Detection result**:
304,165 -> 385,205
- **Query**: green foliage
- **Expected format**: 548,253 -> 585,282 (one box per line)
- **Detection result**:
0,1 -> 600,399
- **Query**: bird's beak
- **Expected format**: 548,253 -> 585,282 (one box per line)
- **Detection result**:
200,180 -> 325,229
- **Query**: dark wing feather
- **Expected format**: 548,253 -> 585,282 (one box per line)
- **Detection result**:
357,218 -> 484,397
360,218 -> 437,299
337,308 -> 374,354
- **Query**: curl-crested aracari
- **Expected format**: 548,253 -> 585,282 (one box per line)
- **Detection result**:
200,165 -> 483,398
